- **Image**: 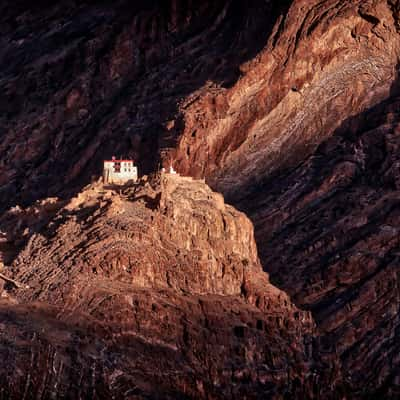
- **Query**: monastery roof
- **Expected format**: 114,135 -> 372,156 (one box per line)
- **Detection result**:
104,159 -> 135,163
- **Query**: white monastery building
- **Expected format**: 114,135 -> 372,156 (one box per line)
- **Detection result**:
103,157 -> 138,184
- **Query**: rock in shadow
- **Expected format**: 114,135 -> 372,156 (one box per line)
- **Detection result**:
129,192 -> 161,210
0,0 -> 293,213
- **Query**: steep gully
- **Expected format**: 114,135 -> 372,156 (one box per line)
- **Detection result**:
1,0 -> 400,398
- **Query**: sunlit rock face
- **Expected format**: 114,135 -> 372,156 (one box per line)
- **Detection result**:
0,176 -> 322,399
174,1 -> 400,199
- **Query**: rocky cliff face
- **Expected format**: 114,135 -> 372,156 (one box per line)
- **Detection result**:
235,88 -> 400,398
0,0 -> 290,212
174,0 -> 400,197
1,0 -> 400,398
0,175 -> 322,399
173,1 -> 400,397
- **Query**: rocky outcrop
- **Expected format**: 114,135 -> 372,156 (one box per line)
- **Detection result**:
0,175 -> 324,399
10,174 -> 263,300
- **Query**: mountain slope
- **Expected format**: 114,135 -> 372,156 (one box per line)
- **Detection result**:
1,0 -> 400,398
0,175 -> 324,399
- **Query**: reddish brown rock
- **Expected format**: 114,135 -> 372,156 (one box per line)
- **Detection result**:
174,0 -> 400,200
0,0 -> 289,212
234,87 -> 400,398
0,175 -> 324,399
1,0 -> 400,398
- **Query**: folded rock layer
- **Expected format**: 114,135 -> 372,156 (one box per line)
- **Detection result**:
0,175 -> 322,399
1,0 -> 400,398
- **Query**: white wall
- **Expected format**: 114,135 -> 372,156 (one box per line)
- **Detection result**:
103,162 -> 138,183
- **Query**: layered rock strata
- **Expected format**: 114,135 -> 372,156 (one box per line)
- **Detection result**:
1,0 -> 400,398
236,89 -> 400,398
174,0 -> 400,200
0,175 -> 323,399
0,0 -> 289,212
